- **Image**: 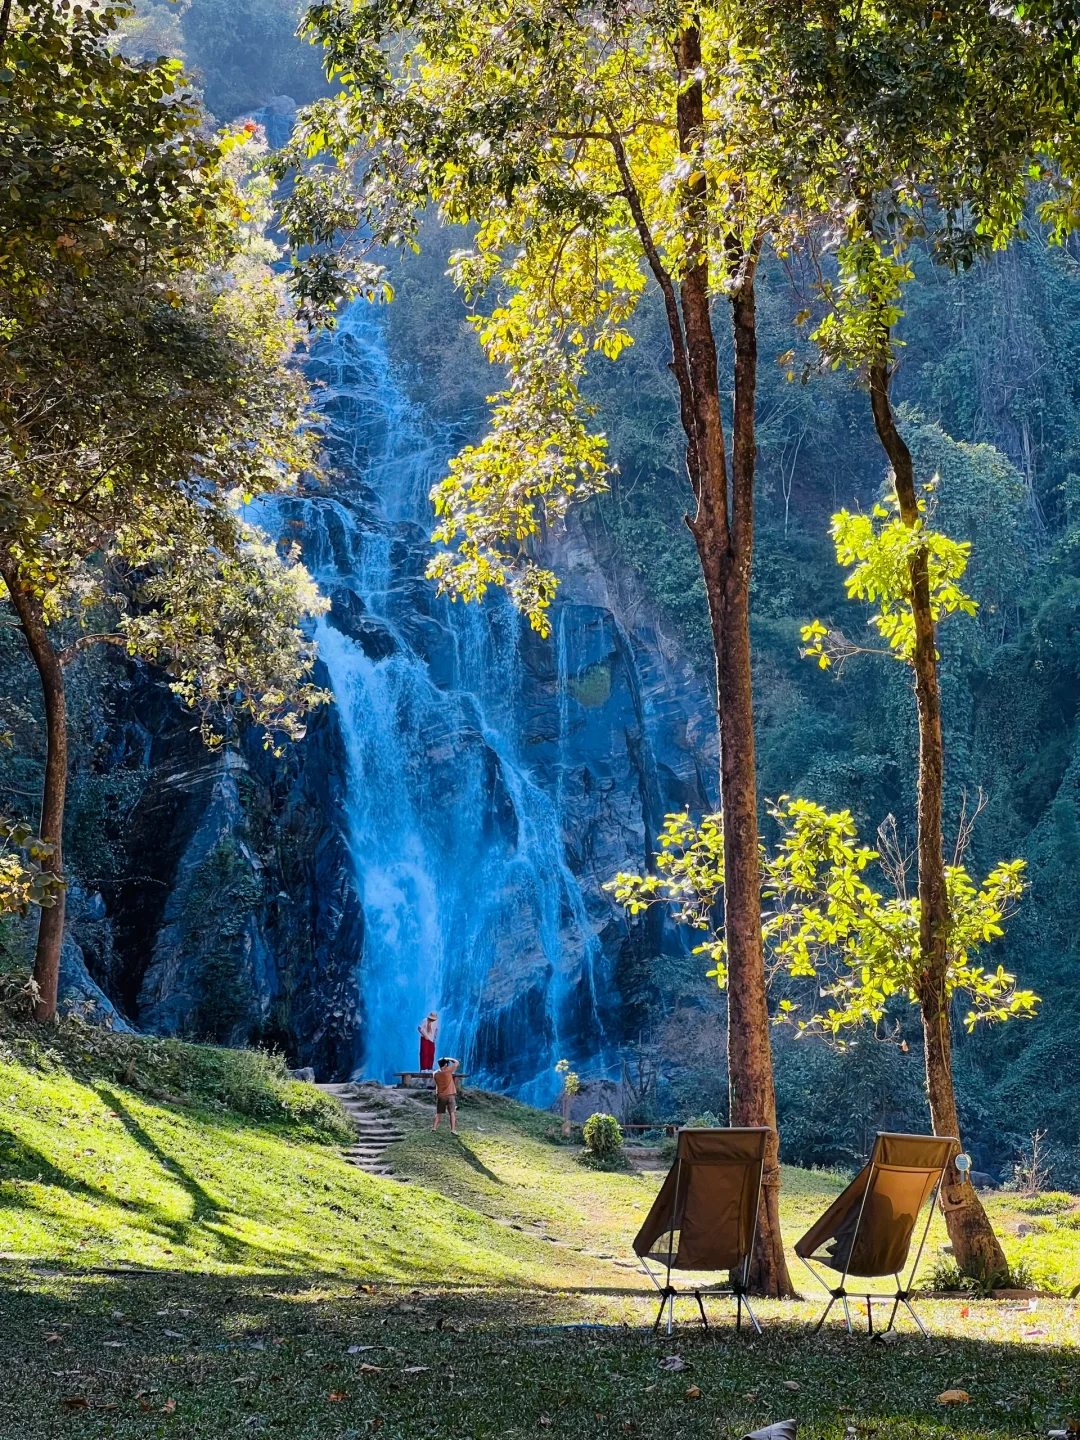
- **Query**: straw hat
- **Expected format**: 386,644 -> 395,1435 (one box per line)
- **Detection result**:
427,1011 -> 438,1020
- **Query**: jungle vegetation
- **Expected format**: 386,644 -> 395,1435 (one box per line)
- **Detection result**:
2,0 -> 1080,1292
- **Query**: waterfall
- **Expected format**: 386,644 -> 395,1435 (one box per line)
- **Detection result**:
270,301 -> 614,1100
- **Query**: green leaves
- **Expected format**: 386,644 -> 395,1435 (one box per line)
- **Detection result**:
607,799 -> 1036,1037
811,238 -> 913,374
0,816 -> 62,917
802,495 -> 977,666
273,0 -> 796,626
0,12 -> 329,756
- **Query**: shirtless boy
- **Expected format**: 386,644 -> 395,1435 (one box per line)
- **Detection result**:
432,1057 -> 459,1134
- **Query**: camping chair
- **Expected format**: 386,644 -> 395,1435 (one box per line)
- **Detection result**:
632,1126 -> 770,1335
795,1131 -> 958,1338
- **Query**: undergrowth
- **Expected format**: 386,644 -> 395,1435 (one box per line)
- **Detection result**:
0,973 -> 350,1143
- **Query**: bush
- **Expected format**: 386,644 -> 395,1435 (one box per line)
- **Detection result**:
578,1112 -> 629,1169
582,1112 -> 623,1159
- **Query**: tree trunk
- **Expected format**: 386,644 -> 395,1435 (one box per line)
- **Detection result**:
0,554 -> 68,1022
868,361 -> 1009,1283
669,24 -> 793,1298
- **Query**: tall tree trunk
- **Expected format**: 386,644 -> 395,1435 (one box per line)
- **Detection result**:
868,360 -> 1009,1283
0,554 -> 67,1021
672,23 -> 794,1298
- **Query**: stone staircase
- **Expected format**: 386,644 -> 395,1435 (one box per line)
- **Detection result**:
317,1082 -> 408,1180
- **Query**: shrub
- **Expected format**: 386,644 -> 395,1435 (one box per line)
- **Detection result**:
582,1112 -> 623,1160
578,1112 -> 629,1169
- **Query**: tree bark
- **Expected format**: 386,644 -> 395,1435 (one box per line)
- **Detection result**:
0,553 -> 67,1022
868,360 -> 1009,1283
670,22 -> 794,1298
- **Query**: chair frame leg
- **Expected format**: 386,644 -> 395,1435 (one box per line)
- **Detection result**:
641,1265 -> 757,1337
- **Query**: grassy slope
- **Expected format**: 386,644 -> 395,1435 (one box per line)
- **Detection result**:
0,1056 -> 1078,1439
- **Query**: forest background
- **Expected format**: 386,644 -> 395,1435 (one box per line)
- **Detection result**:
6,0 -> 1080,1187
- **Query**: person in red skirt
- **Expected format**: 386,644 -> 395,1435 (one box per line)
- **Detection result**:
418,1011 -> 438,1072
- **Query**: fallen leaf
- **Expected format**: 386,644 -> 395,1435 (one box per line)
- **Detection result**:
163,1330 -> 185,1340
60,1397 -> 88,1411
359,1363 -> 382,1374
370,1418 -> 384,1431
743,1392 -> 760,1402
230,1375 -> 257,1385
45,1333 -> 61,1343
328,1391 -> 349,1402
539,1417 -> 552,1429
139,1401 -> 155,1413
659,1355 -> 687,1371
783,1380 -> 801,1392
960,1306 -> 970,1318
348,1345 -> 376,1354
403,1366 -> 429,1374
161,1399 -> 176,1414
103,1341 -> 123,1348
686,1385 -> 702,1400
937,1390 -> 971,1405
94,1402 -> 119,1413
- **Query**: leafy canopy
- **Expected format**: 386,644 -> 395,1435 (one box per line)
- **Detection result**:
276,0 -> 787,634
607,799 -> 1036,1036
0,10 -> 330,750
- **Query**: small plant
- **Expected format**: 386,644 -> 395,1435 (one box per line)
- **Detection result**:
1012,1128 -> 1053,1198
578,1112 -> 627,1170
555,1058 -> 580,1140
1007,1257 -> 1036,1291
929,1254 -> 971,1293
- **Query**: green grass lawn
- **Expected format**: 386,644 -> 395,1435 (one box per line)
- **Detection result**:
0,1045 -> 1078,1439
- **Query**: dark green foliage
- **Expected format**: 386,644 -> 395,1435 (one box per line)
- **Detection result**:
120,0 -> 330,122
774,1034 -> 928,1171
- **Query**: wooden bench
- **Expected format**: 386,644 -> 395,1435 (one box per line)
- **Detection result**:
394,1071 -> 468,1095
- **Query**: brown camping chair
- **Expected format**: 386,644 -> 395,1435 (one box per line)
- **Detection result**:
632,1127 -> 770,1335
795,1132 -> 958,1337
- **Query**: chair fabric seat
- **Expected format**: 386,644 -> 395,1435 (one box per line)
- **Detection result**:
795,1132 -> 957,1279
633,1127 -> 769,1271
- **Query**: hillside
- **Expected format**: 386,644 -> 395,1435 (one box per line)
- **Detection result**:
1,1035 -> 1079,1438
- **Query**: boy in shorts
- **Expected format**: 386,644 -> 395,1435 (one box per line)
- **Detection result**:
432,1057 -> 459,1133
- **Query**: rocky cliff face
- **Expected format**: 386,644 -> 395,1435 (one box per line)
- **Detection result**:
63,302 -> 717,1097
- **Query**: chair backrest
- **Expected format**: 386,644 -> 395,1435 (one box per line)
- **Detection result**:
795,1132 -> 958,1279
632,1127 -> 770,1272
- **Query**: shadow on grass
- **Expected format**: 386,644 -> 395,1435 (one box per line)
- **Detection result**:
0,1264 -> 1076,1440
451,1138 -> 504,1184
97,1088 -> 222,1224
0,1128 -> 107,1209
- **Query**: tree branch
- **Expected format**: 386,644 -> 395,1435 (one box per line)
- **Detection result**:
604,123 -> 700,494
58,632 -> 131,666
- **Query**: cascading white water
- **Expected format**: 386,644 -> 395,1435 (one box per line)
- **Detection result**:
275,301 -> 612,1099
